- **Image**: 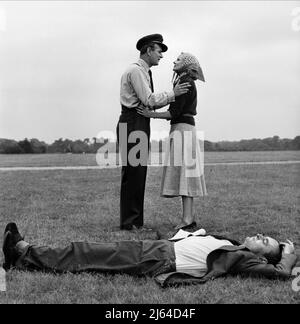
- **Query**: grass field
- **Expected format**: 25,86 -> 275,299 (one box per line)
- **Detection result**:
0,150 -> 299,168
0,152 -> 299,304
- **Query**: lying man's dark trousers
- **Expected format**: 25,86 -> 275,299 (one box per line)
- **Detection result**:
16,240 -> 176,277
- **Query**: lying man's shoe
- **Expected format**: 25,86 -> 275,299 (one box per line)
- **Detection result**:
4,223 -> 23,238
2,222 -> 24,271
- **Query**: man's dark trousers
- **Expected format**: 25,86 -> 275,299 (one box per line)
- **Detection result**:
117,106 -> 150,230
15,240 -> 176,276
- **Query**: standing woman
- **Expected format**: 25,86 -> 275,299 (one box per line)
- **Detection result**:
137,52 -> 207,230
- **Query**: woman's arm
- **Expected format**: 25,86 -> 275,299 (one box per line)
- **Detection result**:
136,107 -> 172,120
142,81 -> 192,111
168,78 -> 195,119
137,77 -> 194,119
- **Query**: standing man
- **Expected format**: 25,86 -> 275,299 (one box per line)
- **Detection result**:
117,34 -> 191,230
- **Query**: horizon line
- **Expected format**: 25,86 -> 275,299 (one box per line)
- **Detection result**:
1,134 -> 299,145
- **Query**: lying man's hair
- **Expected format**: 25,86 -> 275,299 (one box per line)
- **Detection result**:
264,242 -> 283,265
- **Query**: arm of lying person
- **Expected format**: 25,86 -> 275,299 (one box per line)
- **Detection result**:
232,242 -> 298,279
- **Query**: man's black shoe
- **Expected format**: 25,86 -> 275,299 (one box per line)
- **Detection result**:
120,225 -> 134,231
2,223 -> 23,271
120,225 -> 153,232
132,225 -> 153,232
3,231 -> 17,271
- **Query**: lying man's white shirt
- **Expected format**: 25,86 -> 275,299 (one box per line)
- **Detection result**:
169,228 -> 207,241
172,230 -> 233,277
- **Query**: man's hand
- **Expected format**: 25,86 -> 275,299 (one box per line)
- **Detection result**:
281,240 -> 295,254
136,107 -> 153,118
174,82 -> 191,97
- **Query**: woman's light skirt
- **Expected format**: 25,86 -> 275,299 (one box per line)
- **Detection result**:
161,123 -> 207,198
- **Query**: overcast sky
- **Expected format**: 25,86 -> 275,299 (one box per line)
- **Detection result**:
0,1 -> 299,143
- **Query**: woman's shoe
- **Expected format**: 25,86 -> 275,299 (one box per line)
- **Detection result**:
174,221 -> 197,231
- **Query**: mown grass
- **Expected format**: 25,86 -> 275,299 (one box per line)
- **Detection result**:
0,161 -> 299,304
0,150 -> 299,167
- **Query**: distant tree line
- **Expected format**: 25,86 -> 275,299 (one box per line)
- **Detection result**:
203,136 -> 300,152
0,138 -> 109,154
0,136 -> 299,154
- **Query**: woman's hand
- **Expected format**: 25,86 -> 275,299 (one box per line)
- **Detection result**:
281,240 -> 295,254
136,107 -> 153,118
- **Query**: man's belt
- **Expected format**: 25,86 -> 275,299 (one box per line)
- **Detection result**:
121,105 -> 138,114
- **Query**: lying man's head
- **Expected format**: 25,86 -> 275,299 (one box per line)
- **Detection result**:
243,234 -> 282,264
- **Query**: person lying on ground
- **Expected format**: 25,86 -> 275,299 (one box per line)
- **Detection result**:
2,223 -> 297,287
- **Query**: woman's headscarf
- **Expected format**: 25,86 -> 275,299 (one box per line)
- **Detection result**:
175,52 -> 205,82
